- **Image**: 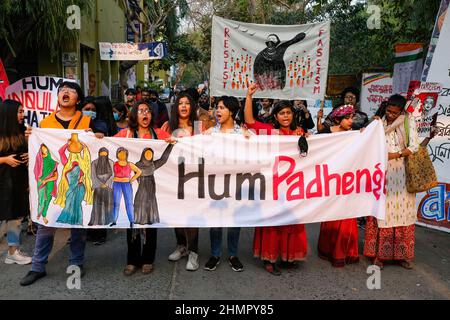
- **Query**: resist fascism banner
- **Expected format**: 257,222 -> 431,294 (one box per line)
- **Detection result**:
210,16 -> 330,100
28,122 -> 387,229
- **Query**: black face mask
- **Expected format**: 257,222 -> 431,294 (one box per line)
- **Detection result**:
150,97 -> 157,102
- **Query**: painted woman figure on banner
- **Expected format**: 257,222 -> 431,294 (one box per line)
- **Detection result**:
111,147 -> 142,228
55,133 -> 93,225
34,144 -> 59,225
88,147 -> 115,226
134,145 -> 174,225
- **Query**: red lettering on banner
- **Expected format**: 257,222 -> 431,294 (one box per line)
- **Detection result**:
306,165 -> 323,198
314,28 -> 326,96
317,48 -> 323,57
342,172 -> 355,195
25,91 -> 36,110
286,172 -> 305,200
272,157 -> 385,201
323,165 -> 341,196
273,156 -> 295,200
223,27 -> 231,89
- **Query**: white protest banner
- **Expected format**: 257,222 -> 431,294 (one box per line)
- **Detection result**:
29,122 -> 386,229
210,16 -> 330,100
421,0 -> 449,81
416,7 -> 450,233
5,76 -> 75,127
99,42 -> 167,61
393,43 -> 423,96
360,73 -> 393,117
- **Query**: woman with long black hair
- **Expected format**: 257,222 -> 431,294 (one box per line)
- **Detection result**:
0,99 -> 32,265
161,93 -> 202,271
245,84 -> 308,276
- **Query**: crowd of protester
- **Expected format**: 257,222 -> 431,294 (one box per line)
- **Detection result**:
0,80 -> 433,286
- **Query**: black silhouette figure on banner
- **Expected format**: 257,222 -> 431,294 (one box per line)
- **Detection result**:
88,147 -> 115,226
254,33 -> 306,90
134,144 -> 174,225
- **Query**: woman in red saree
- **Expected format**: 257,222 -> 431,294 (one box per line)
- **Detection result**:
317,104 -> 359,267
244,84 -> 308,276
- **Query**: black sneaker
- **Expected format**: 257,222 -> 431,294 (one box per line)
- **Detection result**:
228,256 -> 244,272
20,271 -> 47,286
204,256 -> 220,271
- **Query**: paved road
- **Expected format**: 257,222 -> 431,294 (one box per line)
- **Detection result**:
0,223 -> 449,300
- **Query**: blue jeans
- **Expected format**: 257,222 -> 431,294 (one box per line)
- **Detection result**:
113,182 -> 134,223
0,219 -> 21,247
210,228 -> 241,258
31,224 -> 86,273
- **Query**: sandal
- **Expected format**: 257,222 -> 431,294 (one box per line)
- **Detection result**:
400,261 -> 413,270
264,262 -> 281,276
123,264 -> 137,276
142,264 -> 154,274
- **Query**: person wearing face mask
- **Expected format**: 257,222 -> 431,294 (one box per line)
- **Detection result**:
81,97 -> 97,121
91,97 -> 118,137
113,103 -> 129,130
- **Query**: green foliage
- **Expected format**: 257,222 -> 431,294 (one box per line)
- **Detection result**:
0,0 -> 91,61
191,0 -> 442,77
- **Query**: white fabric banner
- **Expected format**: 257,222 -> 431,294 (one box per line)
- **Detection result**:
29,122 -> 387,229
210,16 -> 330,100
416,8 -> 450,233
360,73 -> 393,118
5,76 -> 75,127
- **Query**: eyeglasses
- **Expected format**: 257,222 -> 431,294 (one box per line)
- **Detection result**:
137,109 -> 151,115
58,88 -> 77,94
345,95 -> 356,100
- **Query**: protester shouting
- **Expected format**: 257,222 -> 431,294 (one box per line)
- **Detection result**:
245,84 -> 308,276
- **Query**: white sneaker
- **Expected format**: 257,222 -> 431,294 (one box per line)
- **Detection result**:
186,252 -> 199,271
168,245 -> 187,261
5,250 -> 32,265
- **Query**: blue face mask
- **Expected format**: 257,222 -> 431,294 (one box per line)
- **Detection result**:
83,111 -> 96,120
113,112 -> 120,121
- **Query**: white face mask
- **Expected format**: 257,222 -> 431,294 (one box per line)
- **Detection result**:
83,110 -> 96,120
